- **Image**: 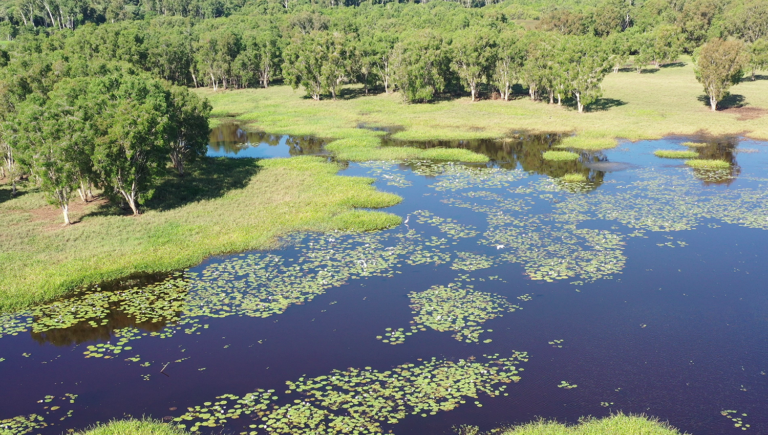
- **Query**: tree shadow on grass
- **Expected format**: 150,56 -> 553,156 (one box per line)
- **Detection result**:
146,157 -> 262,212
587,98 -> 627,111
697,94 -> 746,110
85,157 -> 262,217
0,180 -> 28,204
660,61 -> 686,68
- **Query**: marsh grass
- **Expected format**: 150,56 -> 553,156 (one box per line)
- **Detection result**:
560,173 -> 588,182
496,413 -> 686,435
543,151 -> 580,161
197,59 -> 768,142
0,156 -> 402,312
654,150 -> 699,159
77,418 -> 187,435
681,141 -> 708,147
556,134 -> 617,150
685,159 -> 731,169
325,137 -> 489,162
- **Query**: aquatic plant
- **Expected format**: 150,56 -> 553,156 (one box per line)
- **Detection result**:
684,159 -> 730,169
542,151 -> 580,161
653,150 -> 698,159
559,173 -> 588,182
174,353 -> 528,434
76,418 -> 189,435
497,412 -> 686,434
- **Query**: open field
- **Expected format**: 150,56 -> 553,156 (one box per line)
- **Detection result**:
0,157 -> 401,312
198,57 -> 768,143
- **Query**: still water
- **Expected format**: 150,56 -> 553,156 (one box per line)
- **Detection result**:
1,125 -> 767,434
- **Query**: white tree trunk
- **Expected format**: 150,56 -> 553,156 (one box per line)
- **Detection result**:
710,95 -> 718,111
575,92 -> 584,113
62,203 -> 70,225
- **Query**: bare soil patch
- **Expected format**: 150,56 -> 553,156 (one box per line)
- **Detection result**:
722,106 -> 768,121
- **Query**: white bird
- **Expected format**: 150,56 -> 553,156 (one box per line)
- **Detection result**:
496,245 -> 505,250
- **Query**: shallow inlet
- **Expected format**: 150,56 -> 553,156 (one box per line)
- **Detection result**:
1,131 -> 767,434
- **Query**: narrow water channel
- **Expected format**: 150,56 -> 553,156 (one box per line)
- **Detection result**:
1,125 -> 766,434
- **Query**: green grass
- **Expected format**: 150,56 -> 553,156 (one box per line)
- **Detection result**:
681,141 -> 707,147
543,151 -> 580,161
654,150 -> 699,159
555,134 -> 618,150
684,159 -> 731,169
325,137 -> 489,162
494,413 -> 686,435
77,418 -> 187,435
559,173 -> 588,182
0,156 -> 402,312
197,59 -> 768,142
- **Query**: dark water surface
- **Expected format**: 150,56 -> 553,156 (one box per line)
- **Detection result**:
2,129 -> 768,434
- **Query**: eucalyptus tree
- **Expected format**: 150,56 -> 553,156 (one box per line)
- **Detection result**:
726,0 -> 768,44
391,30 -> 451,103
451,27 -> 496,102
195,27 -> 239,90
370,31 -> 398,94
519,31 -> 557,101
605,31 -> 631,73
492,31 -> 523,101
166,85 -> 211,176
695,38 -> 747,111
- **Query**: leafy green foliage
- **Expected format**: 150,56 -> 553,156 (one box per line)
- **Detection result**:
695,38 -> 748,111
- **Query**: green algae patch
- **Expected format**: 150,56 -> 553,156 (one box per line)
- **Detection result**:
685,159 -> 730,170
654,150 -> 699,159
543,151 -> 580,161
0,156 -> 402,312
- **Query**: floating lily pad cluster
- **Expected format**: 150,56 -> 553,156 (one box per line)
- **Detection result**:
357,162 -> 412,188
413,210 -> 479,239
557,381 -> 577,389
176,353 -> 527,434
407,283 -> 519,343
408,162 -> 528,191
722,410 -> 750,430
0,414 -> 46,434
451,252 -> 495,271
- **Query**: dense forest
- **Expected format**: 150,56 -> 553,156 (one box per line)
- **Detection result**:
0,0 -> 767,223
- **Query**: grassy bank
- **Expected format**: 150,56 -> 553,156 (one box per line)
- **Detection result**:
197,58 -> 768,142
0,156 -> 401,312
494,413 -> 685,435
77,419 -> 186,435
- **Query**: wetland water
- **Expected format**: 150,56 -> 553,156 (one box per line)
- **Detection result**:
2,126 -> 768,434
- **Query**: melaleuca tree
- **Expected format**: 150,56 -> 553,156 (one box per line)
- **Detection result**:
451,27 -> 497,102
492,31 -> 524,101
561,36 -> 611,113
391,30 -> 451,103
166,85 -> 211,176
695,38 -> 747,111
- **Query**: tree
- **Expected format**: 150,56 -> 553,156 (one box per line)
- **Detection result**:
492,31 -> 523,101
747,38 -> 768,80
195,27 -> 239,90
166,85 -> 211,176
695,38 -> 747,111
233,29 -> 281,89
451,28 -> 496,102
91,74 -> 170,215
727,0 -> 768,44
13,94 -> 81,224
283,31 -> 353,100
561,36 -> 611,113
392,31 -> 451,103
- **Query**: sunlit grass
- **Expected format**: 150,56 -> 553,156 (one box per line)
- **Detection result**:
543,151 -> 580,161
495,413 -> 686,435
681,141 -> 708,147
76,418 -> 187,435
654,150 -> 699,159
0,156 -> 402,312
197,59 -> 768,142
685,159 -> 730,169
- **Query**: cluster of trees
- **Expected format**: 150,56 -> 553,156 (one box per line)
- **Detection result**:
0,57 -> 211,223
